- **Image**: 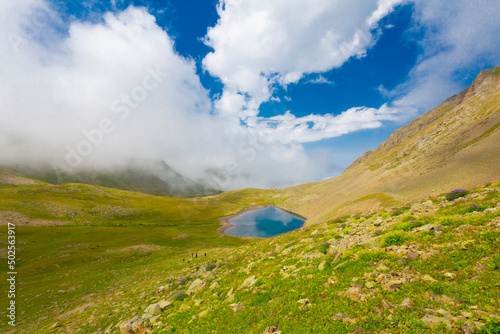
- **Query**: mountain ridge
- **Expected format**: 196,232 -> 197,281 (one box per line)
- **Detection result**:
278,67 -> 500,226
0,160 -> 221,198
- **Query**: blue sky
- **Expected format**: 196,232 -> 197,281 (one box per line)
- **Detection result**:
1,0 -> 499,189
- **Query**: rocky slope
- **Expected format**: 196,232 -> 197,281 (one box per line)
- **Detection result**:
279,67 -> 500,226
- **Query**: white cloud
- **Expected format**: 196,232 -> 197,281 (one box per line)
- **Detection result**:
306,75 -> 334,85
203,0 -> 404,141
252,104 -> 399,144
0,1 -> 332,190
204,0 -> 403,96
203,0 -> 500,145
388,0 -> 500,114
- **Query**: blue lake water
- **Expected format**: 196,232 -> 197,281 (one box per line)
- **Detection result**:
224,206 -> 305,238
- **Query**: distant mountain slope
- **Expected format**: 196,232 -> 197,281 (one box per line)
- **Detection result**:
280,67 -> 500,226
0,160 -> 220,197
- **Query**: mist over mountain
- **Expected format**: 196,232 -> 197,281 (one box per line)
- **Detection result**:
1,160 -> 220,197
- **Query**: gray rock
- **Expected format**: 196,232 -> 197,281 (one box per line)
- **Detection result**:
240,276 -> 257,289
382,279 -> 404,292
401,298 -> 412,308
421,315 -> 442,327
49,322 -> 60,330
143,303 -> 161,318
209,280 -> 220,290
229,302 -> 244,312
407,252 -> 419,261
297,298 -> 311,310
158,300 -> 172,310
262,326 -> 281,334
119,316 -> 149,334
187,279 -> 205,295
226,287 -> 235,302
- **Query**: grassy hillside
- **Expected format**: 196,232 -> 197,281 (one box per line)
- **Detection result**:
0,180 -> 282,333
278,67 -> 500,226
3,182 -> 499,333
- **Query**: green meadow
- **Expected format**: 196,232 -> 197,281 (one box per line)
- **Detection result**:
1,181 -> 500,333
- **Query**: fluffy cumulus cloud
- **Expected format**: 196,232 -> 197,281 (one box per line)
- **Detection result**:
389,0 -> 500,113
204,0 -> 500,144
0,0 -> 331,189
203,0 -> 404,139
251,104 -> 399,144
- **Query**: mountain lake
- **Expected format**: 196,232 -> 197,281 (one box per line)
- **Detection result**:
223,206 -> 305,238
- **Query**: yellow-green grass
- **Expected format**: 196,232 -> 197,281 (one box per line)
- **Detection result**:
3,182 -> 498,333
0,181 -> 280,332
2,182 -> 499,333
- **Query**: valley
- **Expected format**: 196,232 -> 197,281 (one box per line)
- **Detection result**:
0,68 -> 499,333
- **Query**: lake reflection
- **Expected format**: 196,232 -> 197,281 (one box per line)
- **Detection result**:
224,206 -> 305,238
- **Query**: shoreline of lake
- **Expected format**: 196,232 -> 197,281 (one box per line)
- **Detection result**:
217,205 -> 307,237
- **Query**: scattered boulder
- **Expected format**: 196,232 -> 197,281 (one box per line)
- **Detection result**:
382,279 -> 404,292
421,315 -> 442,327
401,298 -> 413,308
179,304 -> 191,311
229,302 -> 244,312
406,252 -> 419,261
143,303 -> 161,319
119,316 -> 150,334
444,272 -> 456,280
331,313 -> 357,324
209,280 -> 220,290
462,321 -> 484,334
49,322 -> 60,330
262,326 -> 281,334
344,287 -> 366,301
226,288 -> 235,302
318,260 -> 326,271
158,300 -> 172,310
187,279 -> 205,295
421,274 -> 437,282
192,309 -> 210,320
297,298 -> 311,310
240,276 -> 257,289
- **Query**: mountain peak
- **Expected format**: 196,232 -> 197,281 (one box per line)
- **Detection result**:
282,67 -> 500,225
